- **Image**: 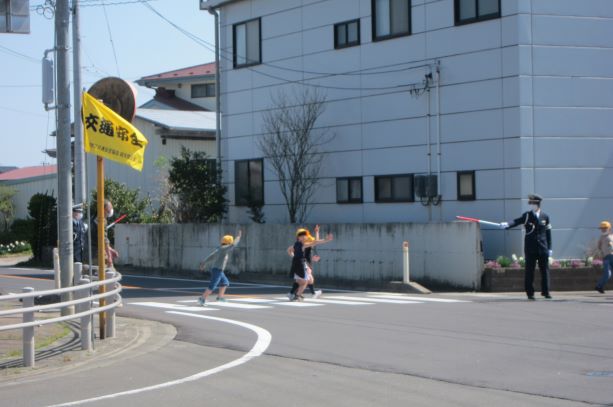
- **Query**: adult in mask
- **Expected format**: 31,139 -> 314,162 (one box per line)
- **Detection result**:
595,221 -> 613,294
72,204 -> 88,263
500,194 -> 552,300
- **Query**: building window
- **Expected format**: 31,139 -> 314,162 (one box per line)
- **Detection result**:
455,0 -> 500,25
233,18 -> 261,68
457,171 -> 476,201
375,174 -> 414,203
334,19 -> 360,49
337,177 -> 363,204
235,159 -> 264,206
372,0 -> 411,41
191,83 -> 215,98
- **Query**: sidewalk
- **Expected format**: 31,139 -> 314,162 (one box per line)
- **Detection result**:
0,315 -> 176,382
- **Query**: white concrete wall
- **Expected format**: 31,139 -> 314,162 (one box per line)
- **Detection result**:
214,0 -> 613,260
158,82 -> 216,111
86,117 -> 217,207
114,221 -> 484,289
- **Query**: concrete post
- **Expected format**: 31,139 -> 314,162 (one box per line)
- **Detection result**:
74,262 -> 82,286
22,287 -> 35,367
77,277 -> 92,351
53,248 -> 60,289
403,241 -> 410,284
105,271 -> 116,338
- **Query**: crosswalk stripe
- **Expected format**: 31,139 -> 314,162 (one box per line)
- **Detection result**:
369,295 -> 469,303
177,300 -> 271,309
326,296 -> 423,304
303,298 -> 373,305
228,298 -> 278,304
273,300 -> 323,307
130,302 -> 216,312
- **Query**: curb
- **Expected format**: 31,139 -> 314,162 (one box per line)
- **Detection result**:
0,316 -> 176,385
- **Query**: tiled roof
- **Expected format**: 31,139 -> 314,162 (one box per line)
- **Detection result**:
0,165 -> 57,181
137,62 -> 216,85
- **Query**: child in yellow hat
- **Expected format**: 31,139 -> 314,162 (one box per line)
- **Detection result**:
287,226 -> 333,301
198,230 -> 242,305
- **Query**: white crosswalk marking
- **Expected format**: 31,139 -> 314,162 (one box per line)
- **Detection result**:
177,300 -> 272,309
130,302 -> 216,312
274,300 -> 323,307
303,298 -> 373,305
326,296 -> 422,304
130,293 -> 471,313
369,294 -> 469,303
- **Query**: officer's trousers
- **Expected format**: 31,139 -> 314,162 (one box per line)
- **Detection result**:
525,253 -> 550,297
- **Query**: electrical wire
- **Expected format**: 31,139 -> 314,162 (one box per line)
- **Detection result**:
100,0 -> 122,76
138,1 -> 433,91
0,45 -> 39,63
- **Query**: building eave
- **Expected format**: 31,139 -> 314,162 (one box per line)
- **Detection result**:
200,0 -> 243,10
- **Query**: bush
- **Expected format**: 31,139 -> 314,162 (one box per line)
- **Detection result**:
28,193 -> 57,261
0,241 -> 31,256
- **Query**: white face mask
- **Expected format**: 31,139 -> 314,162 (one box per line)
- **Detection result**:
531,205 -> 540,212
75,213 -> 83,221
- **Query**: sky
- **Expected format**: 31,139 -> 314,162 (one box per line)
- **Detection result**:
0,0 -> 216,168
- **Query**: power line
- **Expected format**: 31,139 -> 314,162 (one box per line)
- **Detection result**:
0,45 -> 39,63
100,0 -> 121,76
138,1 -> 432,91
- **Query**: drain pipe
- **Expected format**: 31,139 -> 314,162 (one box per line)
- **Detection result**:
208,6 -> 222,166
426,68 -> 433,219
435,61 -> 442,208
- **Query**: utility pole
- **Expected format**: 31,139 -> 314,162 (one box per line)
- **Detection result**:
72,0 -> 85,206
55,0 -> 74,315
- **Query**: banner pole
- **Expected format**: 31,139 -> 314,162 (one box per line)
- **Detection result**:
97,156 -> 106,339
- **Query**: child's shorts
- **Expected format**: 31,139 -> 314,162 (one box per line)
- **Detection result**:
208,268 -> 230,290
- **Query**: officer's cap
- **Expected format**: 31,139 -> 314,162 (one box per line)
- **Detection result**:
72,204 -> 83,213
528,194 -> 543,205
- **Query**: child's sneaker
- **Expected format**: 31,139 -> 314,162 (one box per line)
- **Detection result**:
216,297 -> 227,302
313,290 -> 322,299
287,292 -> 294,301
197,297 -> 206,306
289,294 -> 298,302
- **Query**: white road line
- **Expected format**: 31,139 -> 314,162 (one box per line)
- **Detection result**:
303,298 -> 373,305
326,296 -> 423,304
369,295 -> 470,303
273,300 -> 323,307
177,299 -> 273,309
178,298 -> 277,304
47,312 -> 272,407
129,302 -> 216,312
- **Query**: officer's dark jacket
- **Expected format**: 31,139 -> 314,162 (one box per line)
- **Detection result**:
72,218 -> 87,262
507,211 -> 552,255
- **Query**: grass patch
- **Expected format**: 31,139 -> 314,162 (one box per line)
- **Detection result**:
2,323 -> 71,359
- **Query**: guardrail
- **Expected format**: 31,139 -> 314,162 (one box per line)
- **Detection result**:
0,264 -> 122,368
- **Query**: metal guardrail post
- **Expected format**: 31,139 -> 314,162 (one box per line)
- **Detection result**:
105,271 -> 116,338
22,287 -> 35,367
77,278 -> 92,351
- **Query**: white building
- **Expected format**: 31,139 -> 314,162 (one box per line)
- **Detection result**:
0,165 -> 57,220
85,64 -> 218,206
201,0 -> 613,259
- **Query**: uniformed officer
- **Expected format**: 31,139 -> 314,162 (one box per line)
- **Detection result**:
500,194 -> 552,300
72,204 -> 88,263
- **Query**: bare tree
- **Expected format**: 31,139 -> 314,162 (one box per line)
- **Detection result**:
258,89 -> 332,224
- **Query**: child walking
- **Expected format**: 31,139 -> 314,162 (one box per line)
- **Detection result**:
288,227 -> 333,301
198,230 -> 242,306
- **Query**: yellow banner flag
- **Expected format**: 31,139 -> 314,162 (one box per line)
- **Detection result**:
82,91 -> 148,171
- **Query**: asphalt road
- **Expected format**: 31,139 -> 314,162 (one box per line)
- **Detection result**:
1,267 -> 612,407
